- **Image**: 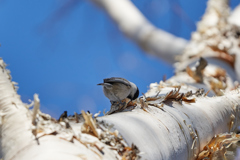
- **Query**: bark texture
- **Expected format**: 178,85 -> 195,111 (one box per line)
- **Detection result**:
0,0 -> 240,160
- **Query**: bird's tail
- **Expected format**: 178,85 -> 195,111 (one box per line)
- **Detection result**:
97,83 -> 112,89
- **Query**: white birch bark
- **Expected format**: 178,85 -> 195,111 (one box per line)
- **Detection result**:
0,0 -> 240,160
90,0 -> 188,64
99,89 -> 240,160
0,57 -> 239,160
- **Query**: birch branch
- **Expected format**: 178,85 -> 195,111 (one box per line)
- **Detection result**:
229,4 -> 240,27
228,4 -> 240,82
1,0 -> 240,160
94,0 -> 240,159
99,87 -> 240,160
1,56 -> 240,160
90,0 -> 188,64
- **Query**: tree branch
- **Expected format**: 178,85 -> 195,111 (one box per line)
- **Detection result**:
90,0 -> 188,64
99,87 -> 240,159
229,4 -> 240,27
1,0 -> 240,160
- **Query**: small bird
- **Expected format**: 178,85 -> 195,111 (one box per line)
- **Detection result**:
98,77 -> 139,104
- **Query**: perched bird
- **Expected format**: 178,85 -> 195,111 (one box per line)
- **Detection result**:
98,77 -> 139,104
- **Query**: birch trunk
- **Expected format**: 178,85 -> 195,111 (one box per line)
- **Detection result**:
0,0 -> 240,160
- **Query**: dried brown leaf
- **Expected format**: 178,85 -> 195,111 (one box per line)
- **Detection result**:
139,98 -> 148,109
81,111 -> 99,138
186,58 -> 207,83
182,96 -> 196,103
210,79 -> 226,96
197,133 -> 240,160
210,46 -> 235,68
163,86 -> 181,101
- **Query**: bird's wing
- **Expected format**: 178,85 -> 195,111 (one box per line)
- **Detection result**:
103,77 -> 131,87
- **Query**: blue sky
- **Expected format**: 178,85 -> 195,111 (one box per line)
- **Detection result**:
0,0 -> 239,118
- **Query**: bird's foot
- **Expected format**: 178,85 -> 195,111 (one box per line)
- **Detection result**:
106,100 -> 127,115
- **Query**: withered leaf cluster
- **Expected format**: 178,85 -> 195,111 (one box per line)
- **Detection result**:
142,86 -> 199,109
81,112 -> 141,160
186,57 -> 208,83
197,133 -> 240,160
185,57 -> 229,96
37,110 -> 141,160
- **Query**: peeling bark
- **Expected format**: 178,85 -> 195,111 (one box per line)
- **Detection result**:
0,0 -> 240,160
